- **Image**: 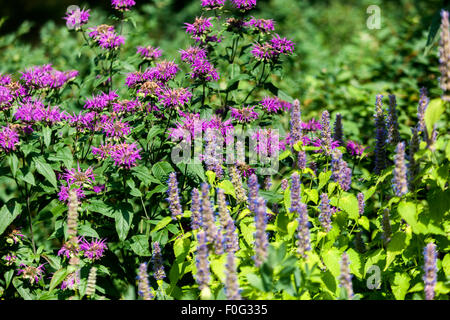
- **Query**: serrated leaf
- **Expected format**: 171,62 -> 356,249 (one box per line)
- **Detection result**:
347,248 -> 363,279
218,180 -> 236,199
0,201 -> 22,236
151,161 -> 173,183
49,268 -> 68,292
322,247 -> 341,278
42,126 -> 52,148
318,171 -> 332,190
130,235 -> 151,256
391,272 -> 410,300
34,157 -> 57,188
114,204 -> 133,241
385,232 -> 410,271
152,216 -> 172,233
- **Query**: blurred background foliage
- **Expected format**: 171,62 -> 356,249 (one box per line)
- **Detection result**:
0,0 -> 447,144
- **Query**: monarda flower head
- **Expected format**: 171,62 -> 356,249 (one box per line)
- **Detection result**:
374,94 -> 388,174
387,94 -> 400,144
64,6 -> 90,30
167,172 -> 183,220
84,90 -> 118,111
253,196 -> 269,267
231,106 -> 259,123
246,17 -> 275,33
88,25 -> 124,50
439,10 -> 450,101
260,96 -> 291,113
189,59 -> 219,82
20,64 -> 78,90
346,140 -> 367,157
80,237 -> 108,261
137,45 -> 162,61
111,0 -> 136,12
423,243 -> 438,300
0,126 -> 19,152
17,264 -> 45,285
185,16 -> 213,42
180,46 -> 208,64
157,87 -> 192,109
201,0 -> 225,10
110,142 -> 142,169
231,0 -> 257,11
339,252 -> 354,300
392,141 -> 408,197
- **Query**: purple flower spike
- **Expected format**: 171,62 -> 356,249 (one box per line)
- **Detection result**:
331,149 -> 352,191
167,172 -> 183,220
439,10 -> 450,101
190,188 -> 202,230
200,183 -> 218,244
253,196 -> 269,267
374,94 -> 388,174
297,203 -> 310,258
137,263 -> 154,300
247,174 -> 260,213
195,230 -> 210,291
339,252 -> 354,300
357,192 -> 365,216
217,188 -> 239,253
423,243 -> 438,300
225,251 -> 242,300
392,142 -> 408,197
320,110 -> 332,155
387,95 -> 400,144
417,87 -> 429,134
152,242 -> 166,281
290,172 -> 301,214
319,193 -> 332,232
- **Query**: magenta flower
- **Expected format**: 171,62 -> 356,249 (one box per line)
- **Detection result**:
64,7 -> 90,30
301,118 -> 322,132
88,25 -> 124,50
0,86 -> 14,109
63,165 -> 95,187
111,0 -> 136,11
0,73 -> 12,85
110,142 -> 142,169
79,237 -> 108,260
0,126 -> 19,152
20,64 -> 78,90
58,238 -> 81,259
169,112 -> 204,143
231,106 -> 259,123
205,115 -> 234,144
92,142 -> 116,160
270,34 -> 295,55
17,263 -> 45,285
61,271 -> 80,290
231,0 -> 257,11
346,140 -> 367,157
185,16 -> 213,38
189,59 -> 219,82
84,90 -> 118,111
180,46 -> 208,63
6,228 -> 25,245
145,60 -> 179,82
158,87 -> 192,109
137,45 -> 162,61
246,17 -> 275,33
112,99 -> 142,114
201,0 -> 225,10
58,185 -> 85,202
102,118 -> 132,139
260,96 -> 291,113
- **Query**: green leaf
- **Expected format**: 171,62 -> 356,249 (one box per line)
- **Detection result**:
385,232 -> 410,271
19,170 -> 35,186
210,255 -> 227,283
49,268 -> 68,292
0,201 -> 22,236
240,220 -> 255,247
130,235 -> 151,256
174,237 -> 190,261
247,273 -> 265,292
218,180 -> 236,199
42,126 -> 52,148
304,188 -> 318,204
34,157 -> 57,189
347,248 -> 363,279
322,247 -> 341,278
336,192 -> 359,220
114,204 -> 133,241
12,278 -> 33,300
391,272 -> 410,300
48,147 -> 73,169
424,98 -> 444,138
318,171 -> 332,190
398,201 -> 426,234
358,216 -> 370,231
442,254 -> 450,277
205,170 -> 216,186
131,166 -> 159,186
151,161 -> 173,183
8,153 -> 19,178
279,149 -> 291,161
86,200 -> 115,218
152,216 -> 172,233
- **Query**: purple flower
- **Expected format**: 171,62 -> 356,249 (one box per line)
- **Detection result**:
137,263 -> 154,300
301,118 -> 321,132
246,17 -> 275,33
339,252 -> 354,299
260,96 -> 291,113
357,192 -> 365,216
111,0 -> 136,11
84,90 -> 118,111
189,59 -> 219,82
195,230 -> 210,291
146,60 -> 179,82
320,110 -> 332,155
387,94 -> 400,144
190,188 -> 202,230
231,0 -> 257,11
319,193 -> 332,232
200,183 -> 219,244
333,113 -> 344,146
374,94 -> 388,174
61,271 -> 80,291
229,165 -> 248,203
417,87 -> 429,133
270,34 -> 295,55
17,263 -> 45,285
247,174 -> 260,213
58,238 -> 81,259
201,0 -> 225,10
137,45 -> 162,61
251,42 -> 277,61
297,150 -> 307,170
217,188 -> 239,253
253,196 -> 269,267
231,106 -> 259,123
167,172 -> 183,220
158,87 -> 192,109
297,203 -> 310,258
152,242 -> 166,280
63,164 -> 95,186
110,142 -> 142,169
408,127 -> 420,190
392,142 -> 408,197
423,243 -> 438,300
185,16 -> 213,41
0,126 -> 19,152
289,172 -> 301,214
281,178 -> 288,191
180,46 -> 208,64
251,128 -> 282,157
346,140 -> 367,157
88,25 -> 124,50
169,112 -> 203,143
64,7 -> 90,30
0,86 -> 14,109
79,237 -> 107,260
439,10 -> 450,101
225,251 -> 242,300
204,115 -> 234,144
102,118 -> 132,139
331,149 -> 352,191
290,99 -> 302,145
58,185 -> 85,202
20,64 -> 78,90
